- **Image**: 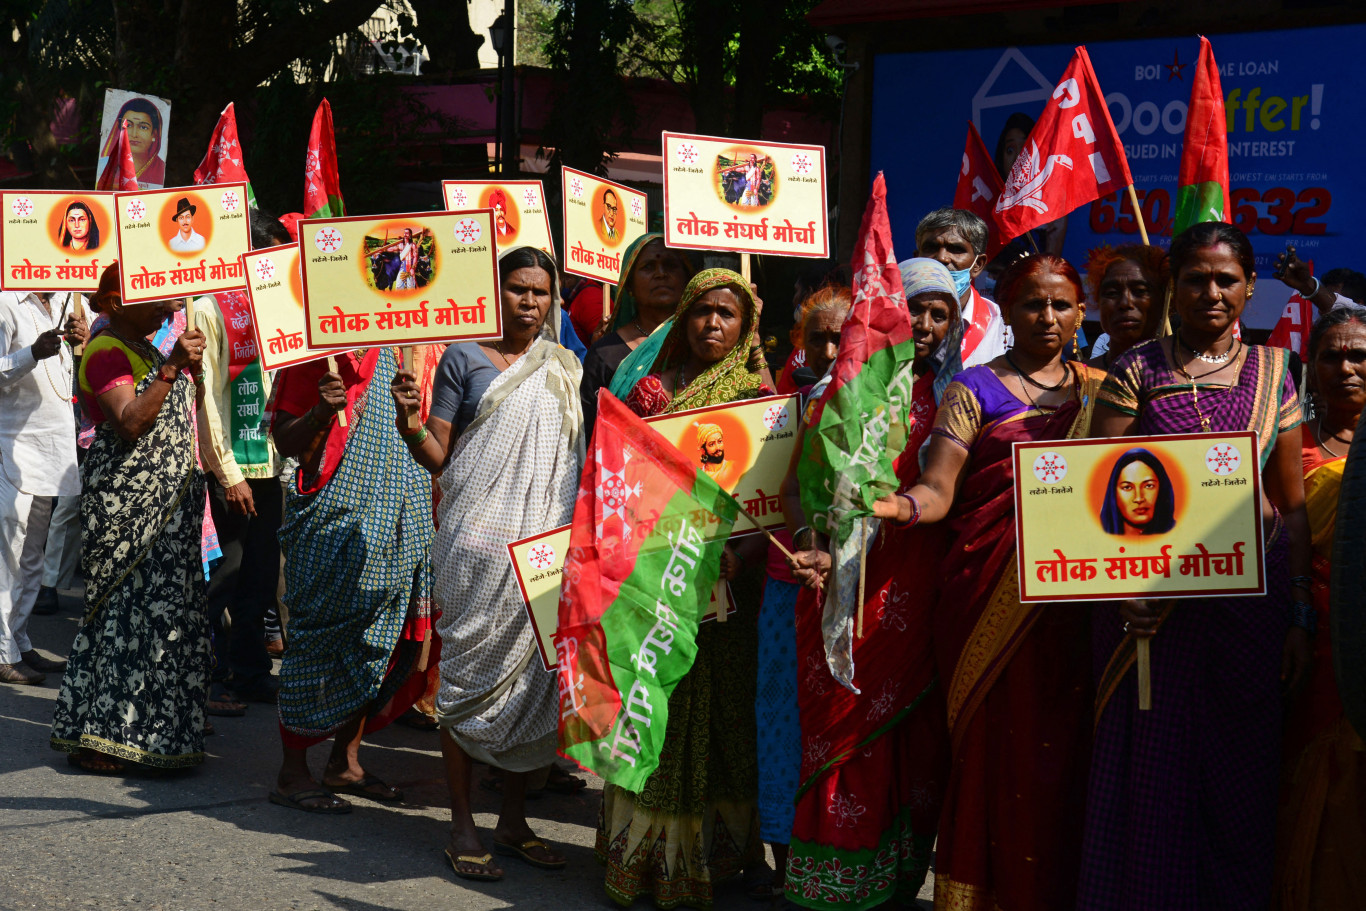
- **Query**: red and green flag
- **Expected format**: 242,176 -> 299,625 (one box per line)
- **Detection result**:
95,124 -> 140,192
193,103 -> 257,209
796,171 -> 916,691
304,99 -> 346,219
1172,36 -> 1230,235
555,390 -> 739,790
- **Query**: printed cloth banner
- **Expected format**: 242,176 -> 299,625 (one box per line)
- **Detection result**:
1172,36 -> 1232,234
193,103 -> 258,210
114,183 -> 251,304
561,166 -> 647,283
299,210 -> 500,349
2,190 -> 114,292
305,100 -> 346,219
240,243 -> 333,371
954,122 -> 1007,258
994,45 -> 1134,241
556,391 -> 739,790
443,180 -> 554,255
662,131 -> 829,258
95,124 -> 141,193
1014,431 -> 1265,601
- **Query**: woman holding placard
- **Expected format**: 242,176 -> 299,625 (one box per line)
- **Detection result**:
1271,306 -> 1366,910
869,253 -> 1102,911
51,263 -> 212,773
1078,222 -> 1312,911
391,246 -> 583,882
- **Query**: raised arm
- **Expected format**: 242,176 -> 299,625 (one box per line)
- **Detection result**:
870,432 -> 972,525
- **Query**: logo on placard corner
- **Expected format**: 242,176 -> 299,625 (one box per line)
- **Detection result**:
1205,443 -> 1241,475
569,176 -> 585,199
10,196 -> 33,217
792,152 -> 814,175
527,543 -> 556,570
126,199 -> 147,220
523,187 -> 540,207
254,257 -> 275,281
676,142 -> 699,165
630,197 -> 643,219
220,189 -> 241,213
453,218 -> 483,244
314,227 -> 343,253
449,187 -> 469,208
762,404 -> 789,431
1032,451 -> 1068,483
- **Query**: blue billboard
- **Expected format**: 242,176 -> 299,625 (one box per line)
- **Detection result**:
870,24 -> 1364,327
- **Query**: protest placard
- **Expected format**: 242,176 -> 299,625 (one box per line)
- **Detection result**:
508,526 -> 735,671
561,167 -> 647,283
299,210 -> 500,349
240,243 -> 334,371
442,180 -> 554,255
662,132 -> 829,259
114,183 -> 251,304
96,89 -> 171,191
1014,431 -> 1265,602
1,191 -> 114,292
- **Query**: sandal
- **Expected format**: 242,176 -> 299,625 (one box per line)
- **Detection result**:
67,752 -> 124,775
444,847 -> 503,882
268,788 -> 352,814
493,837 -> 567,870
207,683 -> 246,717
396,708 -> 439,731
325,773 -> 404,802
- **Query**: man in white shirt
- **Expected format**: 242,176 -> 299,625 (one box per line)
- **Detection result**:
914,207 -> 1008,368
0,291 -> 86,684
168,197 -> 207,253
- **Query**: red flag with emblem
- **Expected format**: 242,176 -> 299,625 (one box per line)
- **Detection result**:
193,103 -> 258,209
994,46 -> 1133,242
304,99 -> 345,219
95,124 -> 140,192
1267,262 -> 1316,358
954,122 -> 1006,258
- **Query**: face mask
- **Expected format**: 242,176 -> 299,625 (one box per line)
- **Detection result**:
948,267 -> 974,299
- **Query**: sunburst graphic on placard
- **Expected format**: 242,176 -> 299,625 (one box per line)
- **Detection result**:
569,176 -> 584,199
314,227 -> 343,253
1032,451 -> 1068,484
523,187 -> 539,207
792,152 -> 813,175
763,404 -> 789,431
254,258 -> 276,281
453,218 -> 482,244
1205,443 -> 1241,475
528,543 -> 556,570
127,199 -> 146,220
10,196 -> 33,217
220,189 -> 240,212
450,187 -> 469,208
677,142 -> 699,165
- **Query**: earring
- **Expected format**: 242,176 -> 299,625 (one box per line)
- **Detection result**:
1073,333 -> 1081,359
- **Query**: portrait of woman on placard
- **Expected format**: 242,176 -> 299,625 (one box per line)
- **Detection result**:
58,200 -> 100,251
1099,447 -> 1176,536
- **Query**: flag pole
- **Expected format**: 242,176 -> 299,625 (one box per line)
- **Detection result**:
1125,185 -> 1151,246
1137,637 -> 1152,710
400,345 -> 419,430
325,355 -> 349,428
856,517 -> 868,639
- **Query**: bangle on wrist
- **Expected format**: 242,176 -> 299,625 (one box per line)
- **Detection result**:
1306,275 -> 1321,299
306,405 -> 334,431
891,493 -> 921,528
1289,574 -> 1314,593
156,366 -> 178,385
1290,599 -> 1317,637
793,526 -> 814,551
401,425 -> 429,446
398,420 -> 426,439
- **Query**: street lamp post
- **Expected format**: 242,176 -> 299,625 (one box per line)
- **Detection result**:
489,8 -> 513,175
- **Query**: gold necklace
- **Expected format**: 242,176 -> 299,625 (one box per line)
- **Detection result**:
1315,418 -> 1351,457
1175,339 -> 1242,432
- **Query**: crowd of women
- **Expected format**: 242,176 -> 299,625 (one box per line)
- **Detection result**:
31,203 -> 1364,911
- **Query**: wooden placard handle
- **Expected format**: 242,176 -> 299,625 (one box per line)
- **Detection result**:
1137,637 -> 1152,711
400,345 -> 419,430
326,355 -> 348,428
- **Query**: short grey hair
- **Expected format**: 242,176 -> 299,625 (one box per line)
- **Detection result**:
915,207 -> 988,257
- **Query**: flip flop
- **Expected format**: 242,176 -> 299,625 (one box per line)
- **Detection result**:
67,752 -> 124,775
445,848 -> 503,882
542,766 -> 588,794
206,684 -> 246,717
493,837 -> 567,870
268,788 -> 352,814
326,773 -> 404,802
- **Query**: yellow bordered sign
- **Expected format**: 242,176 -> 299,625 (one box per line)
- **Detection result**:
114,183 -> 251,303
1,190 -> 115,292
441,180 -> 554,256
561,166 -> 647,284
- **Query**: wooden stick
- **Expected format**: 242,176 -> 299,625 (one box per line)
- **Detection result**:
400,345 -> 419,430
733,505 -> 796,561
856,516 -> 868,639
72,293 -> 86,355
714,579 -> 728,623
1023,231 -> 1041,254
1156,282 -> 1174,338
1136,637 -> 1152,711
416,629 -> 433,673
740,252 -> 752,283
325,355 -> 349,428
1125,184 -> 1151,247
183,296 -> 194,323
602,282 -> 613,322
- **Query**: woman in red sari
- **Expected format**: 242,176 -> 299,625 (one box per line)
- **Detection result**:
780,258 -> 960,909
872,254 -> 1101,911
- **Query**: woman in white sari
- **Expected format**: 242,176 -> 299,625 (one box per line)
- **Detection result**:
391,246 -> 584,882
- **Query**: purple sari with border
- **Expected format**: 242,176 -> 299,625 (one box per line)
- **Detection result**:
1078,341 -> 1302,911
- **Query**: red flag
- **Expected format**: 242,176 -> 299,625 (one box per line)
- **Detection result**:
304,99 -> 345,219
954,122 -> 1006,257
95,125 -> 140,192
1267,261 -> 1316,358
1172,36 -> 1231,234
193,103 -> 257,208
994,46 -> 1133,242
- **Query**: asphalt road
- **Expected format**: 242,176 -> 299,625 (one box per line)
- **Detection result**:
0,592 -> 933,911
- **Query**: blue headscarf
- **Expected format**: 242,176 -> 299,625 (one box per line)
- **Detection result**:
898,257 -> 963,404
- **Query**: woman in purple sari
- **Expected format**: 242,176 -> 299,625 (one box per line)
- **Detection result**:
1079,222 -> 1313,910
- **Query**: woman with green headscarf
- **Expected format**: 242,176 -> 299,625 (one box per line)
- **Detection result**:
579,233 -> 694,429
597,268 -> 774,909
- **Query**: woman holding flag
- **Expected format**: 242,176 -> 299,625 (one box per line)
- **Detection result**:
779,258 -> 960,909
603,268 -> 772,908
391,246 -> 583,882
871,253 -> 1103,911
